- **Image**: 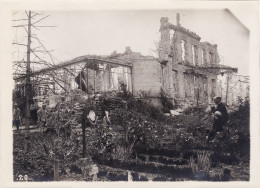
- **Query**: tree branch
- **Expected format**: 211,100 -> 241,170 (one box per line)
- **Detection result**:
12,25 -> 28,27
31,24 -> 39,30
32,15 -> 50,25
33,26 -> 57,28
12,18 -> 29,21
25,10 -> 29,17
31,36 -> 56,65
47,73 -> 68,93
31,12 -> 43,18
22,26 -> 28,34
12,42 -> 27,47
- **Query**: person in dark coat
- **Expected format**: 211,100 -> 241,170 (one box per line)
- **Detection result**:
81,97 -> 98,158
13,103 -> 21,130
37,104 -> 47,131
208,96 -> 229,141
99,96 -> 111,127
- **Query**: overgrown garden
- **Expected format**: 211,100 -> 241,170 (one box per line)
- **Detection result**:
13,89 -> 250,181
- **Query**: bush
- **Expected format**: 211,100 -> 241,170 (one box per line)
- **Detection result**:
115,83 -> 164,120
159,87 -> 174,113
109,108 -> 148,160
126,98 -> 164,121
13,134 -> 54,181
13,126 -> 82,181
188,150 -> 211,176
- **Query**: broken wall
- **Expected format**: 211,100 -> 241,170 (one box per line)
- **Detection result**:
159,16 -> 220,106
132,59 -> 161,98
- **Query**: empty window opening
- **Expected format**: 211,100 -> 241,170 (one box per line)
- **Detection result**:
170,30 -> 176,51
209,52 -> 214,64
181,40 -> 185,61
192,45 -> 196,65
172,70 -> 178,93
201,49 -> 205,64
170,30 -> 175,40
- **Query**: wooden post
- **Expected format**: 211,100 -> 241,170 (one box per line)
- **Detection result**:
93,173 -> 98,181
82,107 -> 87,158
86,68 -> 89,93
93,63 -> 96,94
82,122 -> 86,158
24,10 -> 32,153
197,88 -> 199,107
108,64 -> 111,89
79,71 -> 82,89
129,67 -> 133,93
54,159 -> 59,181
91,164 -> 99,181
220,80 -> 222,98
53,139 -> 59,181
225,74 -> 229,105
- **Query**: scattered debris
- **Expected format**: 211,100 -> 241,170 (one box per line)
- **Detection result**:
170,110 -> 180,116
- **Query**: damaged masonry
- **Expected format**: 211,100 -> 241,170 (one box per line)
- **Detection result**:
14,14 -> 239,110
157,15 -> 238,107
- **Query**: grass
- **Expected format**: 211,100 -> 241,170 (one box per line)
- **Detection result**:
189,150 -> 211,174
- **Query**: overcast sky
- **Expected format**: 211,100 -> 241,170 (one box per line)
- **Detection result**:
12,9 -> 250,76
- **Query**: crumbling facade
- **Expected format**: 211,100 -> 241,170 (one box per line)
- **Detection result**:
158,16 -> 226,107
14,14 -> 238,109
111,15 -> 237,107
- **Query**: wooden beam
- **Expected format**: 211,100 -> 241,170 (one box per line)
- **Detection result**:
14,56 -> 132,81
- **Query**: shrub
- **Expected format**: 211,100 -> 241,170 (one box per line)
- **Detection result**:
137,90 -> 152,103
109,108 -> 148,160
188,150 -> 211,174
159,87 -> 174,113
13,133 -> 55,181
126,98 -> 164,121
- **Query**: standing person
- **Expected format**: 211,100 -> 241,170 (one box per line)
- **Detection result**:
81,96 -> 98,158
37,104 -> 47,131
13,103 -> 21,130
99,96 -> 111,127
208,96 -> 229,141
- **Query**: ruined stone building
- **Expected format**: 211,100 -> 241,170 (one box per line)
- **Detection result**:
111,15 -> 237,107
155,15 -> 237,107
14,14 -> 238,109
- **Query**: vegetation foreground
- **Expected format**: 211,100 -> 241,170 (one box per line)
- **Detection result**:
13,92 -> 250,181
